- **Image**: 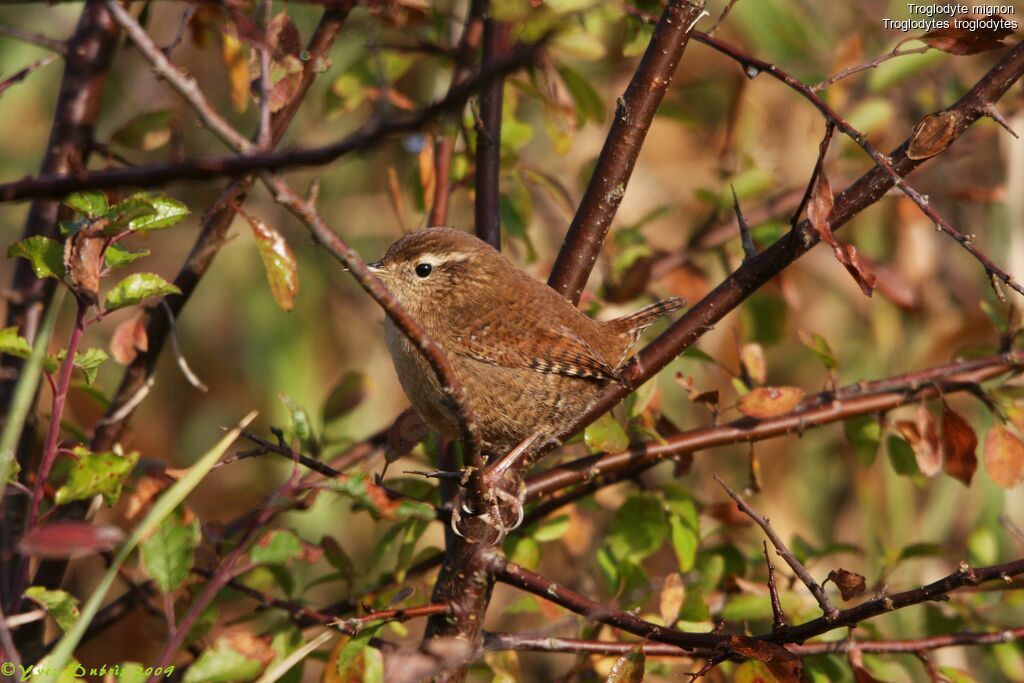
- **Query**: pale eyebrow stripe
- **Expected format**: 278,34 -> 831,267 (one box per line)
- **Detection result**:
415,251 -> 472,264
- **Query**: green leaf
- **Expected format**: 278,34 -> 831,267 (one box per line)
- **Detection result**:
669,514 -> 699,572
104,272 -> 181,312
799,331 -> 837,370
887,434 -> 919,476
127,195 -> 189,231
503,596 -> 539,615
280,394 -> 314,447
679,582 -> 710,622
42,412 -> 256,683
0,326 -> 33,360
183,637 -> 265,683
251,529 -> 304,566
111,110 -> 175,151
247,214 -> 299,311
141,506 -> 200,593
558,65 -> 604,125
25,587 -> 80,632
104,244 -> 151,269
7,236 -> 66,280
606,645 -> 644,683
322,537 -> 355,580
335,625 -> 383,680
608,493 -> 669,562
504,535 -> 540,571
70,347 -> 108,386
584,413 -> 629,453
532,514 -> 570,543
63,191 -> 108,217
368,524 -> 405,574
845,415 -> 881,467
54,447 -> 138,507
268,626 -> 305,683
499,186 -> 537,262
937,667 -> 980,683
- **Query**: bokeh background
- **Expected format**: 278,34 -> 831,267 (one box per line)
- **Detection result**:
2,0 -> 1024,680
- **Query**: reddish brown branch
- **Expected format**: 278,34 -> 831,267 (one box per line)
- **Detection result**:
473,13 -> 506,249
546,0 -> 705,303
493,559 -> 727,652
483,628 -> 1024,657
539,40 -> 1024,462
525,350 -> 1024,504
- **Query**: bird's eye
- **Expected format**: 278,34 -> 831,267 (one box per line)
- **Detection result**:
415,263 -> 433,278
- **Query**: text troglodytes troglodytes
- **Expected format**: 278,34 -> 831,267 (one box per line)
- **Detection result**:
371,227 -> 684,458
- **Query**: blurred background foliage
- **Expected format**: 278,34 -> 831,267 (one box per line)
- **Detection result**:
2,0 -> 1024,680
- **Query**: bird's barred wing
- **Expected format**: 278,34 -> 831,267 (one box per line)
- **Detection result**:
447,316 -> 620,381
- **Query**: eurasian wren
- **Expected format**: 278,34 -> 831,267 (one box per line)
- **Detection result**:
372,227 -> 683,457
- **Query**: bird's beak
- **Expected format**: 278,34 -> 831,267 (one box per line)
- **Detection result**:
367,261 -> 384,273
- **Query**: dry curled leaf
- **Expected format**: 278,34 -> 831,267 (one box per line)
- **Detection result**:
918,14 -> 1015,55
826,568 -> 866,601
807,172 -> 876,296
895,405 -> 942,477
737,387 -> 805,419
659,572 -> 685,626
942,407 -> 978,486
740,343 -> 766,386
907,111 -> 960,160
984,426 -> 1024,489
728,635 -> 801,683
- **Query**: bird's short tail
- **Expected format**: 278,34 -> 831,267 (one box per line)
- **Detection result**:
611,296 -> 686,334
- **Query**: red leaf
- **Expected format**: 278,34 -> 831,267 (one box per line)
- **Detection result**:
19,522 -> 124,559
806,171 -> 876,296
942,407 -> 978,486
728,635 -> 801,683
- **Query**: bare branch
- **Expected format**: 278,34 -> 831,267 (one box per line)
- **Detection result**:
715,476 -> 840,621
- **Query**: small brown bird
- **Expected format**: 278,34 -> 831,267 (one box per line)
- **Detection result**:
372,227 -> 684,458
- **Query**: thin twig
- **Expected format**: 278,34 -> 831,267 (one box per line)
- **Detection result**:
714,475 -> 840,621
0,24 -> 66,54
763,540 -> 787,635
812,45 -> 931,92
0,55 -> 58,95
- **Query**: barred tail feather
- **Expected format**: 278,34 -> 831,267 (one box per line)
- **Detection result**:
611,296 -> 686,334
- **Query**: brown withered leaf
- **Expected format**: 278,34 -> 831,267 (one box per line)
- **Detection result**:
984,426 -> 1024,489
659,572 -> 685,626
807,172 -> 876,296
907,111 -> 960,160
728,635 -> 801,683
919,15 -> 1015,55
266,12 -> 302,60
124,476 -> 168,521
63,221 -> 107,306
269,72 -> 303,113
737,387 -> 805,419
896,405 -> 942,476
386,408 -> 430,462
110,316 -> 149,364
662,260 -> 710,304
942,407 -> 978,486
826,568 -> 866,601
222,632 -> 275,666
740,343 -> 766,386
